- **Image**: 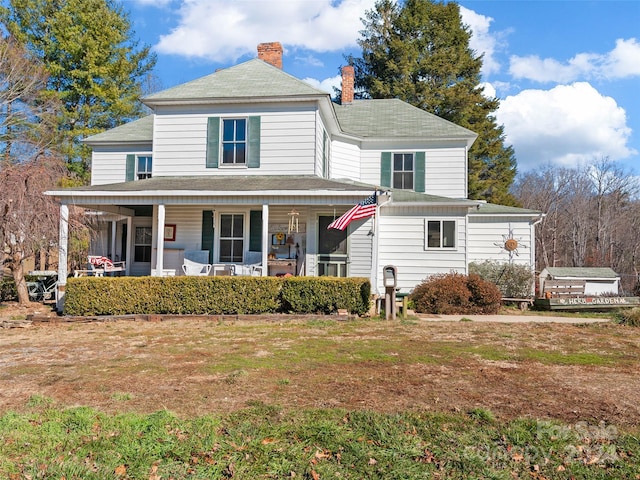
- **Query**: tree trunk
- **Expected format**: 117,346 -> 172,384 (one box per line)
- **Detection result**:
11,254 -> 31,306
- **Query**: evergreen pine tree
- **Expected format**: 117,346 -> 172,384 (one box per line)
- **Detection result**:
348,0 -> 517,205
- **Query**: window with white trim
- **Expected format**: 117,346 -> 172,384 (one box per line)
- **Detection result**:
219,214 -> 244,262
134,226 -> 152,262
222,118 -> 247,165
137,155 -> 152,179
425,220 -> 456,249
393,153 -> 413,190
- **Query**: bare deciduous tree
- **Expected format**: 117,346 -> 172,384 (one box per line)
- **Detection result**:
514,157 -> 640,293
1,36 -> 64,305
0,159 -> 65,304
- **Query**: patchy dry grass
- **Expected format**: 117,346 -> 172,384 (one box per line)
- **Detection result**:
0,317 -> 639,432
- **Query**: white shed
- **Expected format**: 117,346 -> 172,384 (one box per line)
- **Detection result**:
538,267 -> 620,297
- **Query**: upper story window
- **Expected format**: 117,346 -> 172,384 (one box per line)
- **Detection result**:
222,118 -> 247,165
393,153 -> 414,190
380,152 -> 425,193
425,220 -> 456,249
137,155 -> 152,179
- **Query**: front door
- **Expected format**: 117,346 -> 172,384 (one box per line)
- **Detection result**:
318,216 -> 348,277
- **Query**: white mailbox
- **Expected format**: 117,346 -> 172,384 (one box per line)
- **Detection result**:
383,265 -> 397,288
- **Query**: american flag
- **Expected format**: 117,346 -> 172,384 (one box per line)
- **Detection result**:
327,193 -> 377,231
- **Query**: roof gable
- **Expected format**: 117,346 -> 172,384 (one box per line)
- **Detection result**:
143,59 -> 328,104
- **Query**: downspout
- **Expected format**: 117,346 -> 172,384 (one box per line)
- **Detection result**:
531,214 -> 544,296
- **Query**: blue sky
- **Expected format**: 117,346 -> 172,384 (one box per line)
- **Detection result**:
126,0 -> 640,175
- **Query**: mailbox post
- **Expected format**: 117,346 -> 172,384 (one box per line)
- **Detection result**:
383,265 -> 398,320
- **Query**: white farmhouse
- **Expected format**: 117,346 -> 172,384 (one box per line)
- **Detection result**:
48,43 -> 541,309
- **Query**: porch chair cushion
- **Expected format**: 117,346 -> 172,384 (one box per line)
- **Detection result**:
181,250 -> 212,276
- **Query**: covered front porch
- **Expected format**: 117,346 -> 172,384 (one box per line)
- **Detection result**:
48,176 -> 383,310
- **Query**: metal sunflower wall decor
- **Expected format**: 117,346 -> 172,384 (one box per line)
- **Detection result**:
494,225 -> 527,262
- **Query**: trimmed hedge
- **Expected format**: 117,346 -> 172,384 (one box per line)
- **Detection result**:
64,276 -> 371,316
280,277 -> 371,315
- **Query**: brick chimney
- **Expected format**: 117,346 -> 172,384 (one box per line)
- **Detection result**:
341,65 -> 355,105
257,42 -> 283,69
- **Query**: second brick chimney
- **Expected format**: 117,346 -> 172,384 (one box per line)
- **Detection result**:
341,65 -> 355,105
257,42 -> 283,69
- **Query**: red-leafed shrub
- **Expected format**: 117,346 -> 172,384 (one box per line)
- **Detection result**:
409,272 -> 502,314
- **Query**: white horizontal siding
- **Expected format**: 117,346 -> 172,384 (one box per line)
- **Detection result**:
91,145 -> 151,186
467,216 -> 534,267
348,219 -> 373,277
331,139 -> 361,181
361,146 -> 467,198
152,107 -> 319,177
425,148 -> 467,198
376,211 -> 468,294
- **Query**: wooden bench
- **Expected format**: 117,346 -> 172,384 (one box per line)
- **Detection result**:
542,279 -> 586,298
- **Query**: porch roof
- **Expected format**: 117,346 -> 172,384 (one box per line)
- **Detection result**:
47,175 -> 479,207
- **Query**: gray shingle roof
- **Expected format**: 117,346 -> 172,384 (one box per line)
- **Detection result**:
143,59 -> 328,103
472,202 -> 542,215
83,115 -> 153,144
83,60 -> 479,145
333,99 -> 477,140
55,175 -> 376,194
50,176 -> 477,209
385,188 -> 477,206
543,267 -> 619,279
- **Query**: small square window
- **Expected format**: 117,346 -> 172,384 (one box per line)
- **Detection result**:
425,220 -> 456,249
137,156 -> 152,180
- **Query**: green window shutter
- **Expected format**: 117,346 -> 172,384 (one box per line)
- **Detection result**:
206,117 -> 220,168
201,210 -> 214,263
415,152 -> 425,193
380,152 -> 391,188
125,154 -> 135,182
248,116 -> 261,168
322,130 -> 328,177
249,210 -> 263,252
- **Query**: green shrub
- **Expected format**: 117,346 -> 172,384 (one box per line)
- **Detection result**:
469,260 -> 534,298
613,307 -> 640,327
409,272 -> 502,314
64,276 -> 371,316
1,274 -> 40,302
280,277 -> 371,315
1,277 -> 17,302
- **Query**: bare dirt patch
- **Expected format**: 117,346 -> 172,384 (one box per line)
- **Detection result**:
1,313 -> 639,429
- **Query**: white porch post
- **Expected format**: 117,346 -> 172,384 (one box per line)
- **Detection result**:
261,203 -> 269,276
56,204 -> 69,312
125,216 -> 132,275
110,220 -> 117,261
156,204 -> 165,274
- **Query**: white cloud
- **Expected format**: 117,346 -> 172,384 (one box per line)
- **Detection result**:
155,0 -> 376,62
479,82 -> 496,99
497,82 -> 636,171
301,75 -> 341,95
131,0 -> 173,7
459,6 -> 502,76
603,38 -> 640,78
510,38 -> 640,83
